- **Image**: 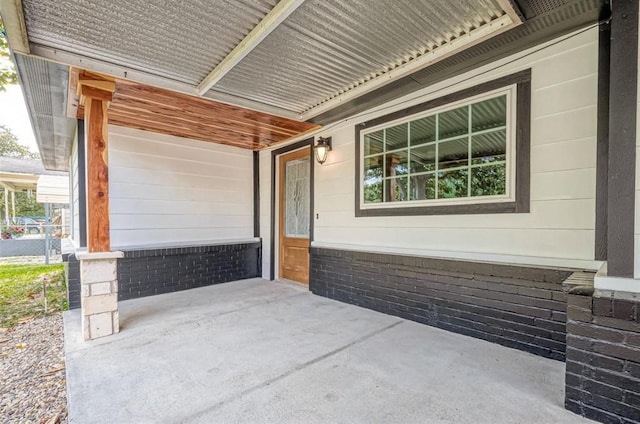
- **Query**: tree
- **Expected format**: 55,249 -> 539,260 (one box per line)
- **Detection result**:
0,125 -> 38,158
0,17 -> 18,92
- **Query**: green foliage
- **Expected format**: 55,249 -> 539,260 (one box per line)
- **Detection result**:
0,190 -> 46,219
0,18 -> 18,92
0,264 -> 67,327
0,125 -> 38,158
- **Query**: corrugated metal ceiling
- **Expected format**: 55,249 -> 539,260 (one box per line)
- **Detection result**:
21,0 -> 278,85
20,0 -> 510,115
210,0 -> 508,113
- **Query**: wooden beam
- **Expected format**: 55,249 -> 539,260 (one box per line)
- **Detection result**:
196,0 -> 307,95
66,67 -> 81,119
85,98 -> 111,252
80,71 -> 115,253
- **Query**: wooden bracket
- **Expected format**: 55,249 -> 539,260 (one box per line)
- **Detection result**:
75,69 -> 116,108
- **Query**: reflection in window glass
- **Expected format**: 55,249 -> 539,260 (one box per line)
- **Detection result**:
472,130 -> 506,165
410,144 -> 436,173
364,130 -> 384,156
438,169 -> 468,198
410,173 -> 436,200
385,151 -> 409,177
386,177 -> 408,202
438,137 -> 468,170
471,164 -> 506,197
472,96 -> 506,132
364,155 -> 384,203
439,106 -> 468,140
385,123 -> 408,151
362,93 -> 509,205
410,116 -> 436,146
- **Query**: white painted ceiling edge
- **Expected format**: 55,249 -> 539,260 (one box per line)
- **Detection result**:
0,0 -> 521,121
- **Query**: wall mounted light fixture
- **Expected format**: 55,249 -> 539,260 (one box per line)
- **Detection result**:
314,137 -> 332,165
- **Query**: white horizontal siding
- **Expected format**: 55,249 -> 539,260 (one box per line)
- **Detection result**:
70,136 -> 80,245
108,126 -> 253,249
301,28 -> 600,270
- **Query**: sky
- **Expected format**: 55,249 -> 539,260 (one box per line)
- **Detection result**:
0,83 -> 38,152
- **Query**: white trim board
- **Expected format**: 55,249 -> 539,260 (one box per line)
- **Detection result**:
311,241 -> 602,271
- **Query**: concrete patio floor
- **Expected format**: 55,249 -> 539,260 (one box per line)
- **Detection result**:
63,278 -> 593,424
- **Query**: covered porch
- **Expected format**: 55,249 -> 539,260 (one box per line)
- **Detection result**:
63,278 -> 591,424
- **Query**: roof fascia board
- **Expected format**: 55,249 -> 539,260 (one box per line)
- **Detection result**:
196,0 -> 306,95
28,43 -> 300,119
299,13 -> 520,121
0,0 -> 29,54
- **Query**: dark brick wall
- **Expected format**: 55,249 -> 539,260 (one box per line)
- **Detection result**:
310,247 -> 572,360
63,253 -> 81,310
565,289 -> 640,424
64,242 -> 261,308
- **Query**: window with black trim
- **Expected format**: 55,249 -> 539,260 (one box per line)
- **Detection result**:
355,70 -> 530,217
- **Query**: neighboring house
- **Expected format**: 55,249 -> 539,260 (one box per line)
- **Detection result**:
0,156 -> 67,223
1,1 -> 638,423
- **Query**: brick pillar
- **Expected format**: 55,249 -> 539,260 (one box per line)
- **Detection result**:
76,251 -> 124,340
565,286 -> 640,423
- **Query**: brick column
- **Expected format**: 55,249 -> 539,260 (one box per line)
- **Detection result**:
76,251 -> 124,340
565,286 -> 640,423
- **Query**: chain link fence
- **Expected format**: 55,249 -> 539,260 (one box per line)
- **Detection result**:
1,208 -> 71,264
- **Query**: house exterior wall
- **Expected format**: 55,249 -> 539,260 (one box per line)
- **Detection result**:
308,27 -> 599,270
108,125 -> 255,249
65,126 -> 261,307
69,133 -> 80,245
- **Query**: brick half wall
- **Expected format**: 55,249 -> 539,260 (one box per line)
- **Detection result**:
566,289 -> 640,424
65,241 -> 261,308
310,247 -> 572,360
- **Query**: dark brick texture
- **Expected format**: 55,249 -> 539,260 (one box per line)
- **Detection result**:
566,291 -> 640,424
65,242 -> 261,308
63,253 -> 81,310
310,247 -> 572,361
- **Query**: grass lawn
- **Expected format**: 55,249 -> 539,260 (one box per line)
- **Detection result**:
0,264 -> 67,328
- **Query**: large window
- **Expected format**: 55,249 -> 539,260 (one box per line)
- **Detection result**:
355,70 -> 530,217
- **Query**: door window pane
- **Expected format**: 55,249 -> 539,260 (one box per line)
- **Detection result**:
284,158 -> 309,237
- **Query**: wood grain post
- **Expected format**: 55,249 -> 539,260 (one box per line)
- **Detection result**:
78,71 -> 115,253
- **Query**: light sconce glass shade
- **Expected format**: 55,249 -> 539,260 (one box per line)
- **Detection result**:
314,137 -> 332,165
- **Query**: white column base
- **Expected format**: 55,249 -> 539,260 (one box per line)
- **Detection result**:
76,251 -> 124,340
594,261 -> 640,295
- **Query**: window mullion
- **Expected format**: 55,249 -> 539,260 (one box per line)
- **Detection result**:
467,104 -> 472,198
435,114 -> 439,200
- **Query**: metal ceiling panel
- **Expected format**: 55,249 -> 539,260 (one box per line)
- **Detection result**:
211,0 -> 508,114
21,0 -> 278,85
14,55 -> 76,171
